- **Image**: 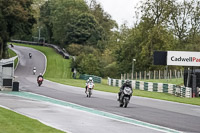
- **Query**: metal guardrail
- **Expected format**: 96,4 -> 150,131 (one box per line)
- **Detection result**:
11,40 -> 70,59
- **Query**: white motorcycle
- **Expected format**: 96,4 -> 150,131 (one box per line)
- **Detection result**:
33,69 -> 36,75
86,82 -> 94,97
119,87 -> 132,108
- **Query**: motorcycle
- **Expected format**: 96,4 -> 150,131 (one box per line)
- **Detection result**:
29,53 -> 32,59
119,87 -> 132,108
37,77 -> 43,86
33,69 -> 36,75
86,82 -> 94,97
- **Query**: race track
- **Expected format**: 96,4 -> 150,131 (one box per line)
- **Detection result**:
1,45 -> 200,133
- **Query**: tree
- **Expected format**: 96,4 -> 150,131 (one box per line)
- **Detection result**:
65,13 -> 104,45
40,0 -> 89,45
0,0 -> 35,59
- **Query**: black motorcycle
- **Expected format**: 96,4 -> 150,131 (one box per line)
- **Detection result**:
29,53 -> 32,59
119,87 -> 132,108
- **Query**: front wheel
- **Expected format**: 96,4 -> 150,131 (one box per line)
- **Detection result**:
88,89 -> 92,97
124,98 -> 129,108
38,82 -> 42,87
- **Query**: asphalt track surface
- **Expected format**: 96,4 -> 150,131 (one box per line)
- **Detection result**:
1,45 -> 200,133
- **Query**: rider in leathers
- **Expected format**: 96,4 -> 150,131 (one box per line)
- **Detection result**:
37,73 -> 43,81
118,80 -> 132,101
85,77 -> 94,93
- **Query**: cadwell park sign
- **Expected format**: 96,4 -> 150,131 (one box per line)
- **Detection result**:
153,50 -> 200,97
167,51 -> 200,66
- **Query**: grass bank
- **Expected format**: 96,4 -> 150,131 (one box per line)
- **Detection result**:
13,43 -> 200,106
0,107 -> 64,133
8,48 -> 18,68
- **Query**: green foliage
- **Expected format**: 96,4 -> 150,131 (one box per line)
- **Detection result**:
39,0 -> 90,45
113,0 -> 200,75
0,0 -> 36,59
75,53 -> 101,76
39,0 -> 116,48
103,62 -> 119,78
66,44 -> 84,56
65,13 -> 104,45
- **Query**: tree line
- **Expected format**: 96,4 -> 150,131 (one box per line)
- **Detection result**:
1,0 -> 200,78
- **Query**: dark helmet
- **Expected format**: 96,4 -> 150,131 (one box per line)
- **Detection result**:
125,80 -> 131,85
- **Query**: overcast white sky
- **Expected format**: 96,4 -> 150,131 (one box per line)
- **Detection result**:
88,0 -> 142,27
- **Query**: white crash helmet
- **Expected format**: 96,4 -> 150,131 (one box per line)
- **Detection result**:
89,77 -> 93,81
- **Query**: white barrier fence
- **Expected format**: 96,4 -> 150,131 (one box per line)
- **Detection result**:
108,77 -> 192,98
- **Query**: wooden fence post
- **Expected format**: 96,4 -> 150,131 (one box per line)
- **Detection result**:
181,69 -> 183,78
149,71 -> 151,80
131,72 -> 133,80
175,70 -> 177,78
159,70 -> 160,79
136,72 -> 137,80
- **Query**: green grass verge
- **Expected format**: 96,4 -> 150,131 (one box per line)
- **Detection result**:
13,43 -> 200,106
0,107 -> 64,133
8,48 -> 18,68
140,78 -> 184,86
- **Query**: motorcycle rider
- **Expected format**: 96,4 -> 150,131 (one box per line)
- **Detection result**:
37,73 -> 43,81
29,53 -> 32,58
85,77 -> 94,93
118,79 -> 132,101
33,67 -> 36,75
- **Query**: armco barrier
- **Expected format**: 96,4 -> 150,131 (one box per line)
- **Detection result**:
108,77 -> 192,98
11,40 -> 70,59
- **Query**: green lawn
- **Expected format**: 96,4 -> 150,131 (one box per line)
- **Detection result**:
140,78 -> 184,86
8,48 -> 18,68
12,43 -> 200,106
0,107 -> 64,133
